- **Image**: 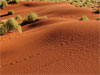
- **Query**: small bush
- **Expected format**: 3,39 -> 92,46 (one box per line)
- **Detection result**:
4,18 -> 22,32
7,0 -> 20,4
24,16 -> 28,22
16,25 -> 22,32
8,10 -> 14,15
0,24 -> 7,35
0,1 -> 2,6
15,15 -> 22,20
96,17 -> 100,21
1,19 -> 7,24
0,1 -> 8,9
79,16 -> 89,21
27,12 -> 38,22
15,0 -> 20,4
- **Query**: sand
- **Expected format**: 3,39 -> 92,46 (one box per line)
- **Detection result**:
0,1 -> 100,74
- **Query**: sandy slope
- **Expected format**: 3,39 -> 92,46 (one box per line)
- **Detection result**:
0,1 -> 100,74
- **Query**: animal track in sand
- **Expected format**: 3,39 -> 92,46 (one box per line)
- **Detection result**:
0,53 -> 40,68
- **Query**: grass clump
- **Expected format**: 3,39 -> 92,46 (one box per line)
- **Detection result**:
79,16 -> 89,21
27,12 -> 38,22
0,24 -> 7,35
7,0 -> 20,4
4,18 -> 22,32
8,10 -> 14,15
96,16 -> 100,21
0,0 -> 8,9
21,12 -> 38,25
15,15 -> 22,20
0,18 -> 22,35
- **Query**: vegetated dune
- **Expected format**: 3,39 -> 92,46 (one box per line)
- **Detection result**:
0,1 -> 100,74
0,1 -> 99,21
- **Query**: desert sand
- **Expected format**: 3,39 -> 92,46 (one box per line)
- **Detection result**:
0,1 -> 100,74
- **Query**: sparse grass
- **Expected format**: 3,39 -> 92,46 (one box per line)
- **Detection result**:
40,16 -> 48,19
79,16 -> 89,21
96,16 -> 100,21
15,15 -> 22,20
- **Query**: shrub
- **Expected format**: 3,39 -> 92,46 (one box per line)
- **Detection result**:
14,0 -> 20,4
16,25 -> 22,32
79,16 -> 89,21
96,16 -> 100,21
0,24 -> 7,35
1,19 -> 7,24
7,0 -> 20,4
0,1 -> 2,6
27,12 -> 38,22
8,10 -> 14,15
24,16 -> 28,22
4,18 -> 22,32
15,15 -> 22,20
0,1 -> 8,9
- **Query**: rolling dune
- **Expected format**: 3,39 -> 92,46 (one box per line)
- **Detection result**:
0,1 -> 100,74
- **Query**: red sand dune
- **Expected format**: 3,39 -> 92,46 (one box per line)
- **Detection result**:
0,1 -> 100,74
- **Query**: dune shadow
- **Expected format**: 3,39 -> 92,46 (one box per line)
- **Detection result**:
92,11 -> 100,14
0,14 -> 9,17
23,3 -> 36,7
21,19 -> 39,26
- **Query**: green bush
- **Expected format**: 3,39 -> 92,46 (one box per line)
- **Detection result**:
96,16 -> 100,21
0,1 -> 8,9
0,1 -> 2,6
4,18 -> 22,32
15,15 -> 22,20
1,19 -> 7,24
79,16 -> 89,21
14,0 -> 20,4
0,24 -> 7,35
7,0 -> 20,4
8,10 -> 14,15
27,12 -> 38,22
24,17 -> 28,22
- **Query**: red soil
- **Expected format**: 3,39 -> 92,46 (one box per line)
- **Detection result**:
0,1 -> 100,74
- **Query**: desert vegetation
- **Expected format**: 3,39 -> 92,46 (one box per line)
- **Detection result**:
0,0 -> 20,9
27,12 -> 38,22
21,12 -> 38,25
0,0 -> 99,9
15,15 -> 22,20
0,0 -> 99,74
7,0 -> 21,4
96,16 -> 100,21
0,0 -> 8,9
0,18 -> 22,35
79,16 -> 89,21
8,10 -> 14,15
